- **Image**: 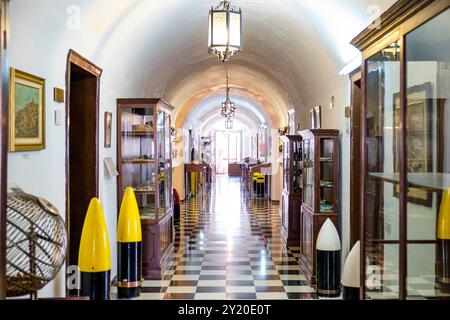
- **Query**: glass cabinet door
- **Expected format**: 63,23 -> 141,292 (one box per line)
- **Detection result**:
303,139 -> 314,209
405,8 -> 450,299
293,140 -> 302,194
120,107 -> 156,220
283,141 -> 290,191
164,111 -> 172,212
319,138 -> 335,213
157,109 -> 166,218
364,40 -> 401,299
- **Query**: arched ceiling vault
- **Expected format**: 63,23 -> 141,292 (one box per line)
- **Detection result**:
63,0 -> 397,128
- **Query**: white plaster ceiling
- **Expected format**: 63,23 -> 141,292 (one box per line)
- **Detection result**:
13,0 -> 397,127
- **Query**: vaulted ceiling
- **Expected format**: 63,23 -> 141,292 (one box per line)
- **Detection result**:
13,0 -> 397,128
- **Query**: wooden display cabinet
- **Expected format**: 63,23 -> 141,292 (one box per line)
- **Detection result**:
299,129 -> 339,284
280,135 -> 302,246
351,0 -> 450,300
117,98 -> 174,280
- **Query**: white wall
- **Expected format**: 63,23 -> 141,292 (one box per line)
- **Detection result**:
7,0 -> 144,297
296,72 -> 352,262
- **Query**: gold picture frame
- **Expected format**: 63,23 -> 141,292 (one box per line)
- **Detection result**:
104,112 -> 112,148
9,68 -> 45,152
314,105 -> 322,129
309,109 -> 316,129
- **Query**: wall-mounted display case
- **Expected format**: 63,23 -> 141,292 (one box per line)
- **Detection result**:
299,129 -> 339,284
280,135 -> 302,246
117,98 -> 174,279
351,0 -> 450,300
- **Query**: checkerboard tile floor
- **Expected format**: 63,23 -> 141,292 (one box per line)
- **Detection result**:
113,176 -> 316,300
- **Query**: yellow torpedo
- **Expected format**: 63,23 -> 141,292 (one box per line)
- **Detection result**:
78,198 -> 111,272
117,187 -> 142,243
438,187 -> 450,240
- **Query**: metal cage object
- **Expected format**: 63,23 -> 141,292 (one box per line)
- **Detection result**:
6,188 -> 67,297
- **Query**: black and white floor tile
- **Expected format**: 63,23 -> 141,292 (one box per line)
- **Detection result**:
113,176 -> 316,300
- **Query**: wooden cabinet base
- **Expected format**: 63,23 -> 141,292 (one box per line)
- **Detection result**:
141,213 -> 174,280
300,205 -> 338,285
280,191 -> 302,247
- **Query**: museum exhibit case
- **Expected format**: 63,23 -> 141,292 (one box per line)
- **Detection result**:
351,0 -> 450,299
280,135 -> 302,246
117,98 -> 174,279
299,129 -> 340,284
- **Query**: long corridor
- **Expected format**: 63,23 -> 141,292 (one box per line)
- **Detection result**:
136,176 -> 316,300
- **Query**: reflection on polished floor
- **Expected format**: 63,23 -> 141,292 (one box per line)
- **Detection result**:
129,176 -> 316,300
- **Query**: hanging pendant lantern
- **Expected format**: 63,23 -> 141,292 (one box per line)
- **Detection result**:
220,73 -> 236,119
225,118 -> 233,130
208,0 -> 242,63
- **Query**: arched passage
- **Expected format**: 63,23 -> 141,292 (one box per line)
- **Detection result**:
6,0 -> 398,298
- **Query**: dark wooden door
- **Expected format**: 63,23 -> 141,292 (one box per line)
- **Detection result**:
65,51 -> 101,295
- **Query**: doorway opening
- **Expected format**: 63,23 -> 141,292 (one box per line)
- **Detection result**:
350,70 -> 362,247
65,50 -> 102,294
214,130 -> 242,175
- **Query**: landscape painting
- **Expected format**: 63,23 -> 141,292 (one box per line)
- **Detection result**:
9,68 -> 45,152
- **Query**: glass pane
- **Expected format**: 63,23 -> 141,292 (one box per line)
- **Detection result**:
303,139 -> 314,209
212,11 -> 227,46
229,11 -> 241,47
364,40 -> 401,299
121,107 -> 156,220
320,138 -> 335,213
293,140 -> 302,194
405,8 -> 450,299
157,110 -> 165,217
165,113 -> 172,211
283,141 -> 290,191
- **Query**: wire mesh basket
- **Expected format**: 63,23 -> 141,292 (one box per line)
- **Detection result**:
6,188 -> 67,297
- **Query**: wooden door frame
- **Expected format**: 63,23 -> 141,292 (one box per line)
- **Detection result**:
349,69 -> 362,247
0,0 -> 8,300
65,50 -> 102,292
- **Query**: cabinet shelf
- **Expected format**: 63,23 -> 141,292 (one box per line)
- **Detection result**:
122,159 -> 155,164
133,189 -> 156,195
122,131 -> 154,137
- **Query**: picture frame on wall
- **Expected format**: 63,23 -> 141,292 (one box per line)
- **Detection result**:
393,82 -> 433,207
104,111 -> 112,148
309,109 -> 316,129
288,108 -> 296,135
314,105 -> 322,129
9,68 -> 45,152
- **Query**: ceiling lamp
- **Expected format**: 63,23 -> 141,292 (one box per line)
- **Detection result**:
208,0 -> 242,63
220,74 -> 236,119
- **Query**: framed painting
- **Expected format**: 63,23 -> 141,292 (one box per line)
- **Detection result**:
309,109 -> 316,129
104,112 -> 112,148
314,105 -> 322,129
288,109 -> 296,135
393,82 -> 433,207
9,68 -> 45,152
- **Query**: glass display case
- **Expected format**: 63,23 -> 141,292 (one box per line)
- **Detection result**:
299,129 -> 339,284
351,0 -> 450,300
280,135 -> 302,246
117,98 -> 174,279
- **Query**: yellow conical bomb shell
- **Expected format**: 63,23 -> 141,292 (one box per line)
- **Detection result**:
438,187 -> 450,240
117,187 -> 142,243
78,198 -> 111,272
